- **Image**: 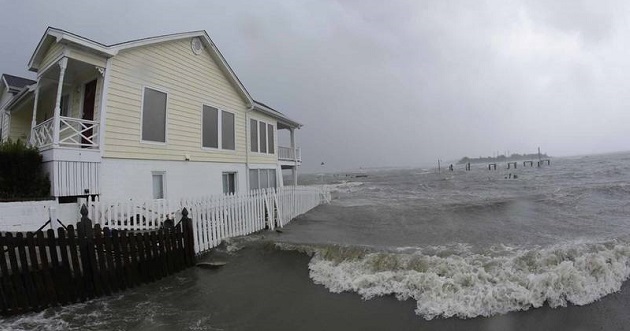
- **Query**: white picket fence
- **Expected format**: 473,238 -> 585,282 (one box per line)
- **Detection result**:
87,186 -> 330,254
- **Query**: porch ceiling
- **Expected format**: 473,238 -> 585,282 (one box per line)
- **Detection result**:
39,58 -> 101,87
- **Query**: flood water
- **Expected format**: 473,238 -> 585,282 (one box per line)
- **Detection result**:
2,152 -> 630,330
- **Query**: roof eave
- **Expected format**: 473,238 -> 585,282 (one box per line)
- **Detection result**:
5,85 -> 35,111
28,27 -> 116,72
253,103 -> 303,128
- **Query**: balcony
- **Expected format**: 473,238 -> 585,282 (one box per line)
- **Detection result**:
278,146 -> 301,168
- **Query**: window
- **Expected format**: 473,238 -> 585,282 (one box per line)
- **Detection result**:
142,88 -> 167,143
249,169 -> 277,190
249,169 -> 259,190
202,105 -> 234,150
269,169 -> 277,188
60,94 -> 71,117
152,172 -> 165,199
259,122 -> 267,153
222,111 -> 235,150
250,119 -> 258,152
267,123 -> 274,154
250,119 -> 274,155
202,105 -> 219,148
223,172 -> 236,194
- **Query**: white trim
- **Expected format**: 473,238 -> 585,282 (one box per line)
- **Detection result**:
140,85 -> 169,145
1,76 -> 8,91
99,58 -> 112,157
36,53 -> 66,79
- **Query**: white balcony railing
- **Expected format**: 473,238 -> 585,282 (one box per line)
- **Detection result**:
278,146 -> 301,162
32,116 -> 99,149
32,117 -> 54,148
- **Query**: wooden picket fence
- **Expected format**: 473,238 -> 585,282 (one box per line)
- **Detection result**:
0,206 -> 195,316
88,186 -> 331,255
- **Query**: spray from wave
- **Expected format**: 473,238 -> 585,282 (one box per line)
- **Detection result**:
278,239 -> 630,320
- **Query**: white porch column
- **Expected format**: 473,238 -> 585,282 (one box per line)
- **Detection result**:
29,83 -> 40,146
52,58 -> 68,147
290,128 -> 298,186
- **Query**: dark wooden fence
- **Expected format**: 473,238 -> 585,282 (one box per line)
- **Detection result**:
0,205 -> 196,316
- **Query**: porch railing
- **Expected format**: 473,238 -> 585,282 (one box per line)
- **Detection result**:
32,116 -> 99,149
32,117 -> 54,148
59,116 -> 99,148
278,146 -> 302,162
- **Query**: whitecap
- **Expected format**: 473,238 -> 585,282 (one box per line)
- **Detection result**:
305,240 -> 630,320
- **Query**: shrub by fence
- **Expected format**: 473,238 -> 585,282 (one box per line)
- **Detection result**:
0,140 -> 50,200
0,206 -> 195,316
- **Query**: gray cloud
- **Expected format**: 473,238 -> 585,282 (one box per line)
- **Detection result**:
1,1 -> 629,172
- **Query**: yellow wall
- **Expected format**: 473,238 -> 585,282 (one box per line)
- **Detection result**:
104,38 -> 250,163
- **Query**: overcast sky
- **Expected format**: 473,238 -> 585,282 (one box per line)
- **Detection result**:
1,1 -> 629,172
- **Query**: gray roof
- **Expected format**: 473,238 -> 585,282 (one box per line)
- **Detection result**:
2,74 -> 36,90
253,100 -> 302,128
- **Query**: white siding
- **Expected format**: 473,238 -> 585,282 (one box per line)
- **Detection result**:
100,158 -> 247,200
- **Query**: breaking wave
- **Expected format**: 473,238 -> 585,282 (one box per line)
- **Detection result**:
278,239 -> 630,320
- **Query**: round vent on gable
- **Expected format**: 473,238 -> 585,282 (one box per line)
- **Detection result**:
191,37 -> 203,55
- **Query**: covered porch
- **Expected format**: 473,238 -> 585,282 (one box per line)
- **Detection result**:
30,57 -> 103,150
277,121 -> 302,186
5,54 -> 106,198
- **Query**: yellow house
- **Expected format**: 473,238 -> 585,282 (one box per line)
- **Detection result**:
1,27 -> 302,201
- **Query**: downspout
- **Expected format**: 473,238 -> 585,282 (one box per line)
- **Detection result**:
245,102 -> 254,191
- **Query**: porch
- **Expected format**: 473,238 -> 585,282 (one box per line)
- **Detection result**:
30,57 -> 103,150
5,55 -> 106,198
276,122 -> 302,186
278,146 -> 302,163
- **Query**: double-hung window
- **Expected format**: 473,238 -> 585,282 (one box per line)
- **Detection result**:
142,87 -> 167,143
202,105 -> 235,150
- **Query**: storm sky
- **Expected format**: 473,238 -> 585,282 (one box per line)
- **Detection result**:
1,1 -> 629,172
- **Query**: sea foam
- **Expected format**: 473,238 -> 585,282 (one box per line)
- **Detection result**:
302,240 -> 630,320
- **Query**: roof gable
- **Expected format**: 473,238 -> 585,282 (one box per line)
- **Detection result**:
28,27 -> 253,107
28,27 -> 115,72
111,31 -> 253,106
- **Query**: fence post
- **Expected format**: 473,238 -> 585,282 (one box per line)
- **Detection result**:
77,204 -> 96,298
180,208 -> 196,266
